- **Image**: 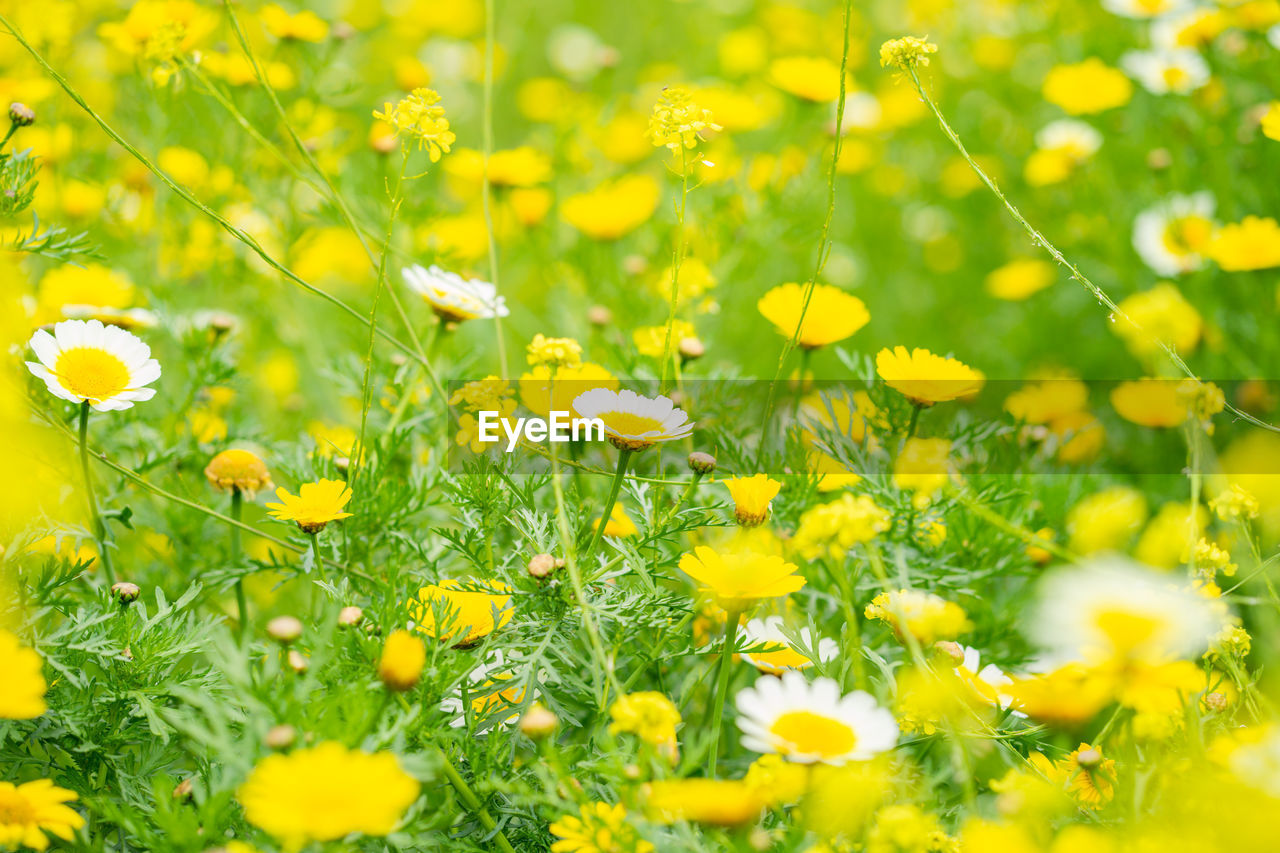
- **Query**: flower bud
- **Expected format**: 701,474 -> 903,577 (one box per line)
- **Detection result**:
519,703 -> 559,740
204,449 -> 273,495
1203,691 -> 1228,713
265,724 -> 297,750
267,615 -> 303,644
378,629 -> 425,692
687,451 -> 717,475
930,641 -> 966,667
527,552 -> 563,579
172,778 -> 193,802
1146,148 -> 1172,171
8,102 -> 34,127
337,606 -> 364,627
587,305 -> 613,327
111,581 -> 141,605
678,336 -> 705,361
287,649 -> 309,673
1075,748 -> 1103,769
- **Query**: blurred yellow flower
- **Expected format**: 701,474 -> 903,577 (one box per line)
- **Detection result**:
1110,379 -> 1189,427
646,779 -> 764,826
0,629 -> 46,719
791,493 -> 889,560
893,437 -> 951,496
1207,215 -> 1280,271
526,334 -> 583,368
632,321 -> 695,358
1113,284 -> 1202,357
1042,59 -> 1134,115
1261,102 -> 1280,141
550,802 -> 653,853
204,449 -> 273,496
0,778 -> 84,850
769,56 -> 844,102
757,282 -> 870,348
865,589 -> 972,645
1067,487 -> 1148,554
985,259 -> 1055,300
444,147 -> 553,188
237,742 -> 419,847
378,630 -> 425,692
408,579 -> 513,646
609,691 -> 680,755
562,175 -> 660,240
593,503 -> 639,538
260,4 -> 329,42
1030,744 -> 1115,809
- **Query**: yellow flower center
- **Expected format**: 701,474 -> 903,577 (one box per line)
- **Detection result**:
0,789 -> 35,825
601,411 -> 663,436
1093,608 -> 1162,654
1163,215 -> 1212,254
55,347 -> 130,402
769,710 -> 856,757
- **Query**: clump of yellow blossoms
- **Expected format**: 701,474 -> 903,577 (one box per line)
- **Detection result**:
1211,484 -> 1259,521
0,629 -> 47,719
237,742 -> 419,848
646,86 -> 721,152
879,36 -> 938,72
373,88 -> 456,161
865,589 -> 972,645
0,778 -> 85,850
791,493 -> 890,560
526,334 -> 584,368
550,802 -> 653,853
609,692 -> 681,759
266,479 -> 353,533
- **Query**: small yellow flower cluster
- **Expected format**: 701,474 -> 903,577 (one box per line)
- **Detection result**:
646,86 -> 721,152
791,493 -> 889,560
1189,538 -> 1236,579
526,333 -> 584,368
372,88 -> 456,161
878,36 -> 938,72
1210,484 -> 1260,521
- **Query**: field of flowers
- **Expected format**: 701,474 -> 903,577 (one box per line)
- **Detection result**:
4,0 -> 1280,851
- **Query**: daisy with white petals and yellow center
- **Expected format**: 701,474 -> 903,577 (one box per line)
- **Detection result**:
26,319 -> 161,411
572,388 -> 694,451
735,671 -> 898,764
402,264 -> 508,323
1132,192 -> 1216,276
739,616 -> 838,675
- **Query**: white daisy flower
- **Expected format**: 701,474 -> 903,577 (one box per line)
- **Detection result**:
440,650 -> 528,730
62,304 -> 159,331
739,616 -> 839,675
956,646 -> 1016,710
402,264 -> 508,322
1035,120 -> 1103,159
1132,191 -> 1216,276
735,670 -> 898,765
1103,0 -> 1191,19
1153,9 -> 1226,49
26,319 -> 161,412
571,388 -> 694,450
1029,557 -> 1225,667
1121,48 -> 1210,95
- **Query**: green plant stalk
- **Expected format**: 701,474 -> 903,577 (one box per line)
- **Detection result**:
231,488 -> 247,638
659,144 -> 691,393
482,0 -> 509,377
707,608 -> 742,777
78,402 -> 114,586
755,0 -> 853,470
584,448 -> 633,560
904,65 -> 1280,436
307,531 -> 328,583
437,746 -> 518,853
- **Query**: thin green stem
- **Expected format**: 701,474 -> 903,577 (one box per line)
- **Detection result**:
754,0 -> 853,469
659,145 -> 690,393
308,531 -> 328,582
481,0 -> 509,377
77,402 -> 114,586
437,747 -> 518,853
584,448 -> 633,561
707,608 -> 743,777
231,488 -> 247,638
0,123 -> 18,152
904,65 -> 1280,436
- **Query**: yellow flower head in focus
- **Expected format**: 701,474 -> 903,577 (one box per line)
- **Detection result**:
679,546 -> 805,611
237,742 -> 419,848
0,778 -> 85,850
372,88 -> 456,161
1042,59 -> 1134,115
550,802 -> 653,853
376,630 -> 425,693
204,449 -> 273,496
865,589 -> 972,645
723,474 -> 782,527
0,629 -> 47,719
875,346 -> 984,406
526,334 -> 584,369
26,319 -> 162,412
1029,744 -> 1116,809
645,779 -> 765,827
879,36 -> 939,72
408,579 -> 513,646
758,282 -> 870,349
609,691 -> 681,755
1207,215 -> 1280,271
646,86 -> 721,152
265,479 -> 353,533
769,56 -> 844,102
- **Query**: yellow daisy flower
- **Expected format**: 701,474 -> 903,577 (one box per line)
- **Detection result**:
0,778 -> 85,850
757,282 -> 870,349
265,479 -> 353,533
875,346 -> 984,406
678,546 -> 805,611
0,630 -> 47,719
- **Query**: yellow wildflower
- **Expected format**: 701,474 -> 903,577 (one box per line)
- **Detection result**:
372,88 -> 455,161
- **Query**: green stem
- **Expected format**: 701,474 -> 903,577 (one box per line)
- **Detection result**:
584,448 -> 633,560
659,145 -> 690,393
308,531 -> 328,582
0,123 -> 18,152
905,404 -> 922,443
481,0 -> 509,377
707,608 -> 743,777
437,747 -> 518,853
231,488 -> 246,638
78,402 -> 114,586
